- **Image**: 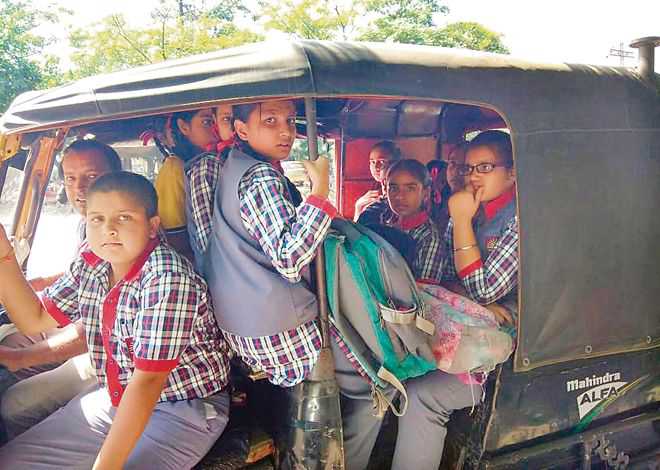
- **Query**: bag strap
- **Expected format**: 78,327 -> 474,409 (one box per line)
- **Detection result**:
379,304 -> 435,336
375,367 -> 409,417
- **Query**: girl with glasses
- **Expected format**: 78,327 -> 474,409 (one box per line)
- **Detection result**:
443,129 -> 518,327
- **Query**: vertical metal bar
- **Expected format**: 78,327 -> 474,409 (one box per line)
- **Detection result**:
277,96 -> 344,470
305,97 -> 331,348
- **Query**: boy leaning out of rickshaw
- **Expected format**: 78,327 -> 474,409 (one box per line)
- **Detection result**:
0,171 -> 232,469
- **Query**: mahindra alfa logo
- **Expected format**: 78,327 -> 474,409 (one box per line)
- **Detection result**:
565,372 -> 627,419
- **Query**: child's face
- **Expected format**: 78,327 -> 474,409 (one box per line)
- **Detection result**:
369,148 -> 396,184
215,104 -> 234,141
234,100 -> 296,161
443,146 -> 467,193
178,108 -> 218,150
86,191 -> 160,270
464,145 -> 515,202
387,170 -> 429,218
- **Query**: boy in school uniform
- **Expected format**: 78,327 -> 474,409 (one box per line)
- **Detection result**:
0,171 -> 231,469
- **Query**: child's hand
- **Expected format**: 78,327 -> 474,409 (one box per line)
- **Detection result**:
485,302 -> 514,326
303,158 -> 330,200
448,187 -> 484,222
354,190 -> 381,218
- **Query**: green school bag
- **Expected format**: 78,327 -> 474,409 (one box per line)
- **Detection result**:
324,219 -> 437,416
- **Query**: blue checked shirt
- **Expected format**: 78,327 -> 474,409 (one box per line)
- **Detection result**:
224,161 -> 337,386
185,151 -> 228,258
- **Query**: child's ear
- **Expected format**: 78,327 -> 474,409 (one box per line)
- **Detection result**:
233,119 -> 250,141
148,215 -> 161,239
177,118 -> 191,137
508,167 -> 516,182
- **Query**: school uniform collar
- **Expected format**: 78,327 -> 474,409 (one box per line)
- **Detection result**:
483,185 -> 516,221
210,135 -> 235,154
80,238 -> 159,283
234,140 -> 272,164
397,211 -> 429,231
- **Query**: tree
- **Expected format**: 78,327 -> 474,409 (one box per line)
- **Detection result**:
66,1 -> 262,80
431,22 -> 509,54
259,0 -> 360,41
0,0 -> 50,111
359,0 -> 448,44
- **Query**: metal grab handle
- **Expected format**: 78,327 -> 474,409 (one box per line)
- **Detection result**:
305,96 -> 331,348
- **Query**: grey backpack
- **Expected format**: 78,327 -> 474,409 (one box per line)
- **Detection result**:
324,219 -> 437,416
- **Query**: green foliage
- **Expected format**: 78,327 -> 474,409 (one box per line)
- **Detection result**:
0,0 -> 46,111
431,22 -> 509,54
66,1 -> 262,80
359,0 -> 447,43
0,0 -> 511,106
259,0 -> 360,40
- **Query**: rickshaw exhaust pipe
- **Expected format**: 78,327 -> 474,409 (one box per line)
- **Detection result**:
630,36 -> 660,84
278,98 -> 345,469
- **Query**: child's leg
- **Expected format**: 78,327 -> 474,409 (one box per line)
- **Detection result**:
1,353 -> 96,439
125,391 -> 230,470
331,340 -> 396,470
391,371 -> 482,470
0,384 -> 112,469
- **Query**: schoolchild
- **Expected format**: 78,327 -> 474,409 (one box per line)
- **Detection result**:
0,139 -> 121,439
442,130 -> 518,324
444,142 -> 468,193
158,107 -> 221,270
354,140 -> 401,225
425,159 -> 451,234
343,132 -> 518,470
0,171 -> 231,469
383,159 -> 444,284
204,99 -> 336,387
383,130 -> 518,469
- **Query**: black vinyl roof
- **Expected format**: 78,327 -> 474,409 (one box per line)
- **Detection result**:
1,39 -> 653,135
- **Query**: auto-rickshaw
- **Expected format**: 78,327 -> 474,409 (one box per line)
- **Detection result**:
0,38 -> 658,469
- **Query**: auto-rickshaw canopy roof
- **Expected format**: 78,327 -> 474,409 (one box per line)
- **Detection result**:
1,40 -> 659,373
2,39 -> 650,136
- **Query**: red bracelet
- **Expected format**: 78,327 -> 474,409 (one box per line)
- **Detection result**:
0,248 -> 15,263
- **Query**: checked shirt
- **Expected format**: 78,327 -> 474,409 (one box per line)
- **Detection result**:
222,160 -> 336,386
393,212 -> 444,284
42,239 -> 231,406
441,212 -> 519,305
185,151 -> 228,259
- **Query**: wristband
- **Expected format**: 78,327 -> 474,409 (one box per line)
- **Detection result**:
453,244 -> 477,253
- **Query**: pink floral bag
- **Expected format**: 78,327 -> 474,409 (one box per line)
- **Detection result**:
418,283 -> 514,375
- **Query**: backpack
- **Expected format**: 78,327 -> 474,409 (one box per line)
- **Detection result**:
324,219 -> 437,416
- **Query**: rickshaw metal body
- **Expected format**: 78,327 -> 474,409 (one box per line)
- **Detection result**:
1,40 -> 659,468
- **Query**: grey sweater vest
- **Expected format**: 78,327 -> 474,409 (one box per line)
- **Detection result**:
204,148 -> 318,337
476,198 -> 518,318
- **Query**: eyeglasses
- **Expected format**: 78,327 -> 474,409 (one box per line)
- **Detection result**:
456,162 -> 509,176
369,159 -> 391,169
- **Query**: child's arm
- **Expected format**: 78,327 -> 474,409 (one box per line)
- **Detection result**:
92,369 -> 169,470
0,320 -> 87,371
239,161 -> 336,282
0,226 -> 60,335
456,217 -> 519,305
186,155 -> 220,255
415,229 -> 444,284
